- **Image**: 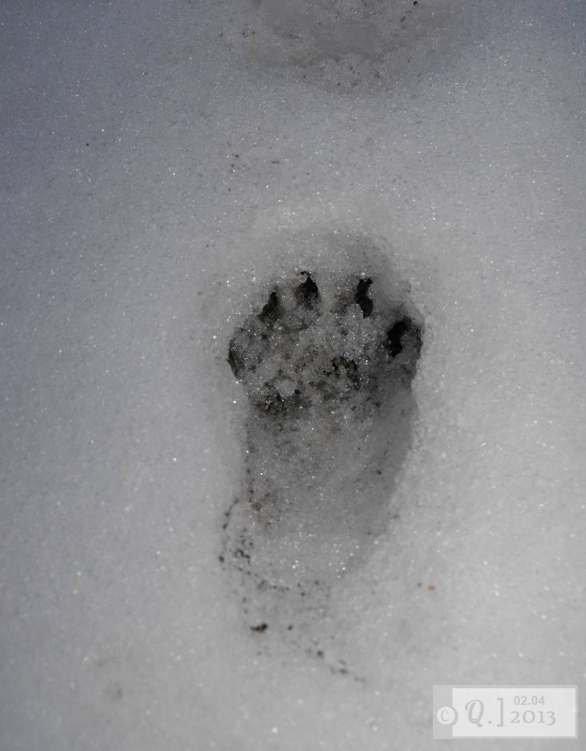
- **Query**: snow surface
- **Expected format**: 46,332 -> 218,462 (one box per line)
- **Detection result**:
1,0 -> 585,749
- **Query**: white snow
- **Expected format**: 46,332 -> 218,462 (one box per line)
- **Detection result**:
1,0 -> 585,749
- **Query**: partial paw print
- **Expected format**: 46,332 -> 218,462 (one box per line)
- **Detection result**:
240,0 -> 434,90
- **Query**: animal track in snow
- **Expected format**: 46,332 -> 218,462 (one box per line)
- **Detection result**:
221,260 -> 423,658
237,0 -> 443,91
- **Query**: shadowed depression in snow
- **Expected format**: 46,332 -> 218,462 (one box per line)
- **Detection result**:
222,259 -> 423,654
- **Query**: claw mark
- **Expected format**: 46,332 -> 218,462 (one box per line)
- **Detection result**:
295,271 -> 320,309
355,277 -> 374,318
